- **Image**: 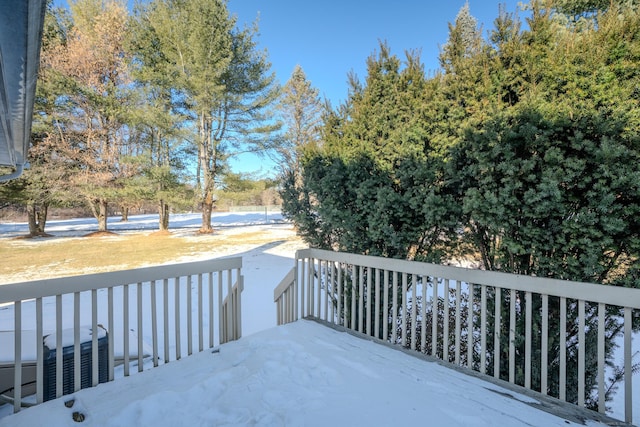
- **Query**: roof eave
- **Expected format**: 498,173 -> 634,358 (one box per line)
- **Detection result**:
0,0 -> 46,182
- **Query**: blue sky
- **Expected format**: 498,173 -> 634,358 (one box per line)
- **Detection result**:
228,0 -> 523,107
225,0 -> 525,175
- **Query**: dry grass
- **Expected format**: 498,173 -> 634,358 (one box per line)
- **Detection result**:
0,226 -> 302,284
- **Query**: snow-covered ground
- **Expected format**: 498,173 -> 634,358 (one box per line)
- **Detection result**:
0,320 -> 614,427
0,213 -> 636,426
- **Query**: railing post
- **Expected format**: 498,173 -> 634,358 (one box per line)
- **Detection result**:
480,284 -> 486,374
174,277 -> 181,360
324,261 -> 330,322
578,299 -> 585,406
91,289 -> 99,384
13,302 -> 22,413
55,294 -> 62,399
454,280 -> 461,364
317,259 -> 322,320
509,288 -> 516,383
301,258 -> 306,318
151,280 -> 159,367
391,272 -> 398,344
410,274 -> 417,351
351,265 -> 357,331
359,266 -> 365,333
36,297 -> 43,403
337,263 -> 343,326
208,272 -> 214,348
109,286 -> 115,380
163,279 -> 170,364
185,275 -> 193,356
525,291 -> 532,389
374,269 -> 380,340
236,274 -> 243,339
74,292 -> 81,392
541,294 -> 548,394
401,272 -> 407,347
624,307 -> 632,424
124,284 -> 130,374
218,272 -> 223,345
294,261 -> 299,322
137,283 -> 144,371
382,270 -> 389,341
559,297 -> 567,401
494,287 -> 501,380
443,279 -> 449,362
596,302 -> 605,412
421,275 -> 427,354
467,283 -> 474,370
432,278 -> 438,357
308,258 -> 314,318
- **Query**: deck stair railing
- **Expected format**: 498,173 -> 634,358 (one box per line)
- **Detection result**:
1,257 -> 243,414
274,248 -> 640,425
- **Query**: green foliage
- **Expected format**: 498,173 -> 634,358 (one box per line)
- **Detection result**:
276,65 -> 323,175
458,104 -> 640,283
552,0 -> 636,18
439,2 -> 484,73
216,172 -> 279,208
143,0 -> 280,231
282,152 -> 455,261
282,43 -> 457,261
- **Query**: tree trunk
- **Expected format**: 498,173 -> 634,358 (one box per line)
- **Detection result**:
121,206 -> 129,222
158,200 -> 170,231
26,201 -> 49,236
198,112 -> 215,233
200,189 -> 214,233
36,203 -> 48,233
26,202 -> 38,236
98,199 -> 108,231
89,198 -> 109,231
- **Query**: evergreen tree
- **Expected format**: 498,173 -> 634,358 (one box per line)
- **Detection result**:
283,43 -> 456,261
128,1 -> 193,230
439,1 -> 483,74
147,0 -> 280,233
276,65 -> 323,175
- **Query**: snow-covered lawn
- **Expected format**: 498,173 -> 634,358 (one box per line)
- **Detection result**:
0,213 -> 635,426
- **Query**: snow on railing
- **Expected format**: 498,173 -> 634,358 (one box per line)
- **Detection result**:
274,248 -> 640,425
0,258 -> 243,414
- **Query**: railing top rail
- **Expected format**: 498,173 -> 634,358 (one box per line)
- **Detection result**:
297,248 -> 640,309
0,257 -> 243,304
273,267 -> 295,302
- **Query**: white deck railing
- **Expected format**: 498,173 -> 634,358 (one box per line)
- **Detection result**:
0,258 -> 243,414
274,248 -> 640,425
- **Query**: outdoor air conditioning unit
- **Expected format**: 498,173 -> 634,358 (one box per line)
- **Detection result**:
42,328 -> 108,402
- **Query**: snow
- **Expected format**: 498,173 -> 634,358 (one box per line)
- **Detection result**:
0,320 -> 610,427
0,212 -> 636,426
0,327 -> 106,364
42,327 -> 107,352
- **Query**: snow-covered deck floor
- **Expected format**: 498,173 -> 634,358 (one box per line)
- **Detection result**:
0,320 -> 614,427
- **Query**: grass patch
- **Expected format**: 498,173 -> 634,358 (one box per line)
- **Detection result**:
0,228 -> 299,283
